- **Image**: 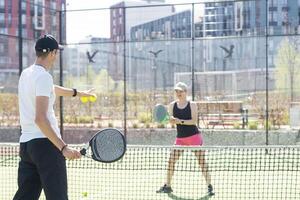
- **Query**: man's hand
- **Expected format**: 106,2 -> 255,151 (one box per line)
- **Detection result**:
62,146 -> 82,160
78,88 -> 97,98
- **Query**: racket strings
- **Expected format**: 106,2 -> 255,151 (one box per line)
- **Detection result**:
154,105 -> 169,123
91,129 -> 126,162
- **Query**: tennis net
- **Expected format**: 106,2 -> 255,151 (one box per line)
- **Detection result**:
1,143 -> 299,199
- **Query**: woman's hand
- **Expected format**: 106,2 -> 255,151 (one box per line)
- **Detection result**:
170,116 -> 181,124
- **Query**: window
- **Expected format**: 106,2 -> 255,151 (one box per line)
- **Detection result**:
22,28 -> 27,37
23,56 -> 28,67
0,43 -> 4,53
22,1 -> 26,11
0,13 -> 4,23
0,0 -> 4,8
52,16 -> 56,26
7,13 -> 12,26
22,14 -> 26,25
51,1 -> 56,9
0,57 -> 7,64
0,28 -> 7,34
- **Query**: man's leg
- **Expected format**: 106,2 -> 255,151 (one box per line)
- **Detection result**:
29,139 -> 68,200
13,143 -> 42,200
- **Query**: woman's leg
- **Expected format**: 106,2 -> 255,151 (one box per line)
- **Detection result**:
166,149 -> 183,186
194,150 -> 211,185
194,150 -> 215,195
157,148 -> 183,193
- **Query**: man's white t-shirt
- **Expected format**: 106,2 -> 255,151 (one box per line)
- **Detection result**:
18,64 -> 61,143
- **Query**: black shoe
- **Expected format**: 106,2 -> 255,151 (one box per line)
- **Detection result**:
208,184 -> 215,196
156,184 -> 173,193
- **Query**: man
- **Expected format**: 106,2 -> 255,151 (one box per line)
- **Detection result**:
13,34 -> 96,200
156,82 -> 214,196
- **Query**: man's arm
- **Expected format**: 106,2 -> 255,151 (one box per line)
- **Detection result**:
35,96 -> 81,160
54,85 -> 96,97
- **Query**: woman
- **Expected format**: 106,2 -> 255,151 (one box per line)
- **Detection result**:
156,82 -> 214,196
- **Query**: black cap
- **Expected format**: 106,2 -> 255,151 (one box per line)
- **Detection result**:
35,34 -> 63,53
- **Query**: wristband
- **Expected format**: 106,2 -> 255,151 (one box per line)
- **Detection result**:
72,88 -> 77,97
61,144 -> 68,153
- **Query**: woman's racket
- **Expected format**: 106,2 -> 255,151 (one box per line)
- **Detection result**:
153,104 -> 169,124
80,128 -> 126,163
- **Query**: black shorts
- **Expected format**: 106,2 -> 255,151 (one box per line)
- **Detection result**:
13,138 -> 68,200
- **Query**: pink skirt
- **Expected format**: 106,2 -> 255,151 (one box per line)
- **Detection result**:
175,133 -> 203,146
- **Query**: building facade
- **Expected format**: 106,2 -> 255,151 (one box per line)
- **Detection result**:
0,0 -> 66,91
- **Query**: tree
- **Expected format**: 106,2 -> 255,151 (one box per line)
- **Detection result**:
275,37 -> 300,102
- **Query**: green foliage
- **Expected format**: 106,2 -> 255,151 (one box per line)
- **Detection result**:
137,112 -> 152,123
108,122 -> 114,127
264,120 -> 277,130
281,111 -> 289,125
97,122 -> 102,128
81,192 -> 88,197
157,123 -> 165,128
132,123 -> 139,129
0,93 -> 19,126
274,38 -> 300,100
64,115 -> 94,124
248,121 -> 258,130
233,121 -> 241,129
64,67 -> 124,93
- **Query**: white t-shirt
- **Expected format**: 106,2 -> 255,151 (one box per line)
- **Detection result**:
18,64 -> 61,143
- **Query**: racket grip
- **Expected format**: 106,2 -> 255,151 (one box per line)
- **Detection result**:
80,148 -> 86,155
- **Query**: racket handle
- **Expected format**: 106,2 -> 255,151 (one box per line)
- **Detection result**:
80,148 -> 86,155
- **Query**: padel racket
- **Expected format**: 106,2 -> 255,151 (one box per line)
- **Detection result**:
153,104 -> 169,124
80,128 -> 126,163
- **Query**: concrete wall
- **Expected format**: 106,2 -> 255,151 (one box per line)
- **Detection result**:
1,127 -> 299,146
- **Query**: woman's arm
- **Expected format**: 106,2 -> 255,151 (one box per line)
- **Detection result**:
169,101 -> 176,125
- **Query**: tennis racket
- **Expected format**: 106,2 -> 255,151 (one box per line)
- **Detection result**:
80,128 -> 126,163
153,104 -> 169,124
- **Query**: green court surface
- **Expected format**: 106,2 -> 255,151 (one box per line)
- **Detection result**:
1,145 -> 300,200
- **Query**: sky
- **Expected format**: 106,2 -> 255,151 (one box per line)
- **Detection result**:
65,0 -> 204,43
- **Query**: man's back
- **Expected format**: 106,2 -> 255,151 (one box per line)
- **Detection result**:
18,64 -> 58,143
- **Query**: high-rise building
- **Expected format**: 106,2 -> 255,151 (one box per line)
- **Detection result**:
109,1 -> 174,81
130,10 -> 191,41
0,0 -> 66,75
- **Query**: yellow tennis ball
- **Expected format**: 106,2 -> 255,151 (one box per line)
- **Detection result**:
89,96 -> 97,102
80,96 -> 89,103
